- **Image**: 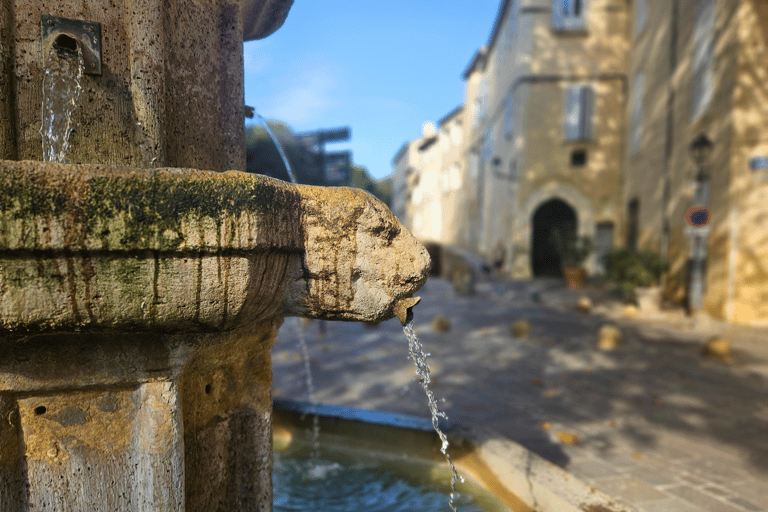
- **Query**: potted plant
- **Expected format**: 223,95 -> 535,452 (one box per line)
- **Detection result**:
550,226 -> 592,288
603,249 -> 669,307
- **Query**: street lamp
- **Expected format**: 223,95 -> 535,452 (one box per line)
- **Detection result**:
689,133 -> 713,181
687,133 -> 713,316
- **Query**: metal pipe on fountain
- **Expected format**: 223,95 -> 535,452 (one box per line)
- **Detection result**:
41,15 -> 102,75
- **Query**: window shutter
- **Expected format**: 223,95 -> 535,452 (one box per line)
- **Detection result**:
630,74 -> 645,154
504,96 -> 516,139
691,0 -> 715,118
551,0 -> 565,30
564,86 -> 581,140
635,0 -> 647,37
579,85 -> 594,140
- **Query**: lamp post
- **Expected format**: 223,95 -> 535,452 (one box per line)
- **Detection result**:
687,133 -> 713,315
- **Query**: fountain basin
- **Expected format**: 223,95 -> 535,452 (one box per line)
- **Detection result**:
0,160 -> 429,333
273,400 -> 639,512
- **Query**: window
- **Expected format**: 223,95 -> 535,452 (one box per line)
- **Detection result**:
482,130 -> 493,164
552,0 -> 588,31
626,198 -> 639,251
477,79 -> 489,125
564,85 -> 594,141
469,152 -> 479,178
594,221 -> 614,274
508,0 -> 519,36
630,73 -> 645,155
571,149 -> 587,166
634,0 -> 647,37
691,0 -> 715,119
504,95 -> 516,139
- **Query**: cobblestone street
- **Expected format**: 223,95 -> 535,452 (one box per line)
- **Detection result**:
272,277 -> 768,512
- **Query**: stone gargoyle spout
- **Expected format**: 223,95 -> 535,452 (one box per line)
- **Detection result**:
0,160 -> 430,334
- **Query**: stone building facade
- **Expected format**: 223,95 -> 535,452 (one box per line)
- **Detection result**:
393,0 -> 768,325
626,0 -> 768,324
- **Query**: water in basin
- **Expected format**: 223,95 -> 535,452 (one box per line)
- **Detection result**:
273,447 -> 500,512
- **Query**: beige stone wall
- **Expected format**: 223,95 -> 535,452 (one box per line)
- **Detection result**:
726,0 -> 768,325
437,109 -> 469,246
625,0 -> 768,324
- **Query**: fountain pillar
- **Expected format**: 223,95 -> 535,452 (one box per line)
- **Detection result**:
0,2 -> 431,510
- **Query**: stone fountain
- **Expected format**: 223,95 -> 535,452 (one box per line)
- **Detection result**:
0,1 -> 430,510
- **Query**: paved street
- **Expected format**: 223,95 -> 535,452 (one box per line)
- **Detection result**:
271,277 -> 768,512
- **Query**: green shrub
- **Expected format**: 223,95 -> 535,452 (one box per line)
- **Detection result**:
603,249 -> 669,296
550,226 -> 592,267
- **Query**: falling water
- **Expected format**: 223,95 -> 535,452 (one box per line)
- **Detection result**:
403,320 -> 464,512
253,111 -> 298,184
295,318 -> 321,461
256,112 -> 322,460
41,44 -> 84,162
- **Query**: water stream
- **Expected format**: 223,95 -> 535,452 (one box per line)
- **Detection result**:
256,110 -> 462,510
295,318 -> 321,461
253,112 -> 298,184
256,112 -> 322,460
41,44 -> 84,162
403,319 -> 464,512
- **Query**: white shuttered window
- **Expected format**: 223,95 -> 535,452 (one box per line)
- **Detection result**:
564,85 -> 594,141
691,0 -> 715,119
552,0 -> 588,31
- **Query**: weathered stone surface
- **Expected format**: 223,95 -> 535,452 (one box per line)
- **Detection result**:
1,0 -> 286,171
0,317 -> 280,511
0,161 -> 429,332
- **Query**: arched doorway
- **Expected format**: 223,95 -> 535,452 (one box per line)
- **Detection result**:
531,199 -> 577,277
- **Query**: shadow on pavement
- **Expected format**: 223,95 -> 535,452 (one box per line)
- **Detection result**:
271,277 -> 768,475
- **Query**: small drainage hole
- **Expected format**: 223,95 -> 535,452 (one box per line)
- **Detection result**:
34,406 -> 47,415
204,384 -> 212,395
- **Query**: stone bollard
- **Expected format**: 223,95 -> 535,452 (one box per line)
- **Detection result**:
702,336 -> 733,363
432,315 -> 452,333
512,319 -> 532,339
597,324 -> 621,351
576,296 -> 593,313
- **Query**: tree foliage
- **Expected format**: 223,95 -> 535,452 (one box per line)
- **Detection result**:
245,120 -> 393,206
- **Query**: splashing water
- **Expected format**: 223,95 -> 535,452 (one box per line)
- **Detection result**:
403,319 -> 464,512
41,44 -> 84,162
253,111 -> 298,184
295,318 -> 321,460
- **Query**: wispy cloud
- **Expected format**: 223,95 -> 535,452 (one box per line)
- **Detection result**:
243,41 -> 272,75
258,65 -> 341,126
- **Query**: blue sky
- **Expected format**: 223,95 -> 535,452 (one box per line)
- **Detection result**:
243,1 -> 500,180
